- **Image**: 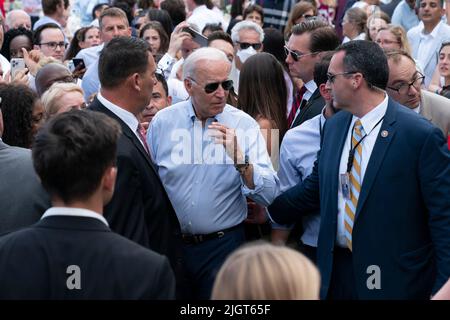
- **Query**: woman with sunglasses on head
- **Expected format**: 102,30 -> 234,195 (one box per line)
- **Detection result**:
284,1 -> 317,38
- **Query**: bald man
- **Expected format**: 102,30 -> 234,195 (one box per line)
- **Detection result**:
5,10 -> 32,31
35,63 -> 76,96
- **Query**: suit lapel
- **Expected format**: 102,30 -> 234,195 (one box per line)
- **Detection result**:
89,98 -> 158,173
355,100 -> 397,220
291,89 -> 321,128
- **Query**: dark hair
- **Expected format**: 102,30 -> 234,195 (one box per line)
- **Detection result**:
42,0 -> 69,15
32,110 -> 121,203
92,3 -> 110,20
147,8 -> 173,38
112,1 -> 134,26
207,31 -> 233,46
238,53 -> 288,142
309,26 -> 340,53
338,40 -> 389,90
140,21 -> 169,54
314,51 -> 335,86
439,41 -> 450,54
243,4 -> 264,24
202,23 -> 223,36
137,0 -> 156,10
291,19 -> 329,36
1,27 -> 33,61
418,0 -> 444,8
230,0 -> 245,19
99,36 -> 151,88
155,72 -> 168,97
32,23 -> 62,45
262,27 -> 287,69
285,1 -> 317,37
64,27 -> 84,60
0,83 -> 40,148
160,0 -> 186,26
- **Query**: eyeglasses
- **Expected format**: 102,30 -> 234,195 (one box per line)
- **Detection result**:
188,77 -> 233,94
376,39 -> 400,45
284,46 -> 316,62
237,42 -> 262,50
39,41 -> 67,50
387,74 -> 425,95
326,71 -> 358,83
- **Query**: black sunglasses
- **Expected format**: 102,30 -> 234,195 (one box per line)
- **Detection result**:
189,78 -> 234,94
237,42 -> 262,50
284,46 -> 316,62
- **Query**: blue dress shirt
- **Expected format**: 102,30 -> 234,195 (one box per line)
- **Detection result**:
148,99 -> 279,234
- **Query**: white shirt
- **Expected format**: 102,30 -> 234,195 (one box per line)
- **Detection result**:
0,54 -> 11,78
97,92 -> 146,149
416,21 -> 441,73
41,207 -> 109,226
275,111 -> 326,247
75,43 -> 104,68
187,5 -> 225,33
291,80 -> 317,126
336,94 -> 388,247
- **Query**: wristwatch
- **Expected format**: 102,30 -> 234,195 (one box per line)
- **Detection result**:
235,155 -> 249,174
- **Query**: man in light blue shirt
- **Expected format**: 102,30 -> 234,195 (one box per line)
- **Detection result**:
148,47 -> 279,299
391,0 -> 420,31
270,53 -> 337,263
80,8 -> 131,100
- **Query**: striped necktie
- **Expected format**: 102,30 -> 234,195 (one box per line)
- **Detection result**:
344,119 -> 365,251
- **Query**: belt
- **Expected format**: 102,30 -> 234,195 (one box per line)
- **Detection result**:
181,224 -> 241,245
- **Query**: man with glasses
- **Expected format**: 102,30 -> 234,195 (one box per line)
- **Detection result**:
269,40 -> 450,299
284,19 -> 339,128
33,23 -> 66,62
230,20 -> 264,91
148,47 -> 278,299
386,49 -> 450,140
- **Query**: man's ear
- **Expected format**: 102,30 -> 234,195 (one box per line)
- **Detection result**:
102,166 -> 117,194
319,83 -> 331,100
166,95 -> 172,106
131,73 -> 141,91
184,78 -> 193,95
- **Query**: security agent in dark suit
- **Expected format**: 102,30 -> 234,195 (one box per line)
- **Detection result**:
88,37 -> 182,286
284,19 -> 340,128
0,101 -> 50,234
268,40 -> 450,299
0,110 -> 176,299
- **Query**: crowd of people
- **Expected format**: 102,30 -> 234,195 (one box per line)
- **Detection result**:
0,0 -> 449,300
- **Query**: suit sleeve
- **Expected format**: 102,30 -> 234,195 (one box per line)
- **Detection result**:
419,127 -> 450,294
267,150 -> 321,225
104,153 -> 149,247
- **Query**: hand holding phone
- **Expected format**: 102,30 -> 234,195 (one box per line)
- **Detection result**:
10,58 -> 26,79
181,27 -> 208,47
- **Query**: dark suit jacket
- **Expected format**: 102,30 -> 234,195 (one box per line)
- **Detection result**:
0,215 -> 175,299
269,99 -> 450,299
89,98 -> 181,266
291,89 -> 325,129
0,141 -> 50,234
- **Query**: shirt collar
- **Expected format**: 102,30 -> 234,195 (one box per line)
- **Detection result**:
421,20 -> 442,37
97,92 -> 139,134
352,93 -> 388,134
193,5 -> 208,14
187,98 -> 221,124
304,80 -> 317,94
41,207 -> 109,227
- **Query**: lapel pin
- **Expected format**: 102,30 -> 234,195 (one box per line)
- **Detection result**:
381,130 -> 389,138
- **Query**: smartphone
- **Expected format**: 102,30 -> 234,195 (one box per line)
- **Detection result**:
69,58 -> 86,73
182,27 -> 208,47
10,58 -> 26,78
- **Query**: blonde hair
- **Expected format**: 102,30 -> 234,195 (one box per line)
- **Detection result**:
41,82 -> 84,118
211,242 -> 321,300
385,25 -> 411,55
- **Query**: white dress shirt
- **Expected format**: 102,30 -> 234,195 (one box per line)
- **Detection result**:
274,110 -> 326,246
416,21 -> 441,73
97,92 -> 146,150
41,207 -> 109,226
187,5 -> 225,33
336,94 -> 388,247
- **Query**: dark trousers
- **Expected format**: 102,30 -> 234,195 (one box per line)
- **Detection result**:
327,247 -> 358,300
180,225 -> 245,300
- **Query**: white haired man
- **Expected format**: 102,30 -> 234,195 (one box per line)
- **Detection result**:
147,47 -> 279,299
